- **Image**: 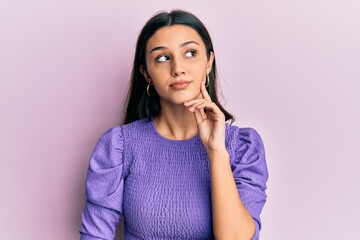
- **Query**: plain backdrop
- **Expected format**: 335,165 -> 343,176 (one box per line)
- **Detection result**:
1,0 -> 359,239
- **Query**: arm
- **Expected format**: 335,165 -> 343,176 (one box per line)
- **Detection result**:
208,149 -> 256,240
184,80 -> 267,239
80,127 -> 125,240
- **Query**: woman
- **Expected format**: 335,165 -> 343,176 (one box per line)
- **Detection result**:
80,10 -> 268,240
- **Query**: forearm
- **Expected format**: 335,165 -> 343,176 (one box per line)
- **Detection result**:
208,150 -> 255,240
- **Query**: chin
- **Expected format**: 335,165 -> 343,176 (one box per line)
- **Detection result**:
176,94 -> 200,104
161,91 -> 201,105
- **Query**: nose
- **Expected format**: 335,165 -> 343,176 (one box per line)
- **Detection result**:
171,56 -> 185,77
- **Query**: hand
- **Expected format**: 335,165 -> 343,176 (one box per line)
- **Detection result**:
184,80 -> 226,152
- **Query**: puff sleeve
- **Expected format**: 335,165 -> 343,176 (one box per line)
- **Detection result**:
80,126 -> 125,240
228,127 -> 268,240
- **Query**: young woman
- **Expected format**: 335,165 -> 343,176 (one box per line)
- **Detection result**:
80,10 -> 268,240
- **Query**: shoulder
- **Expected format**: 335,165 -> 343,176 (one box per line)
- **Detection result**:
225,124 -> 266,165
121,118 -> 152,137
225,124 -> 264,148
91,120 -> 151,172
100,119 -> 152,142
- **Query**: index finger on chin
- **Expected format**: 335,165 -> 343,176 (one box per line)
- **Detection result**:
201,80 -> 211,100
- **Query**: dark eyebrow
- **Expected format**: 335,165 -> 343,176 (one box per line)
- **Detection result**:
180,40 -> 200,47
149,41 -> 200,54
150,46 -> 167,54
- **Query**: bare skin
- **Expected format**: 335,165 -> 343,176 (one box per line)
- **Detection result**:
141,25 -> 255,239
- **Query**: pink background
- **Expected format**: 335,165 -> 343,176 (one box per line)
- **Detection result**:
1,1 -> 359,239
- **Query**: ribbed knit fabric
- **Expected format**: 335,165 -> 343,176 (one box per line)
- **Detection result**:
80,119 -> 268,240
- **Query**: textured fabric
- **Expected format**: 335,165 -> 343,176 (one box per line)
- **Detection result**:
80,119 -> 268,239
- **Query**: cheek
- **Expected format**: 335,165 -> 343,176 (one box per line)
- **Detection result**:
187,60 -> 207,76
190,69 -> 206,82
147,64 -> 170,80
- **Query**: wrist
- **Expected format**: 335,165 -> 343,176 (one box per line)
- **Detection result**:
206,148 -> 229,160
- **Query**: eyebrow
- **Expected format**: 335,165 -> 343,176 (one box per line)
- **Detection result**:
149,41 -> 200,54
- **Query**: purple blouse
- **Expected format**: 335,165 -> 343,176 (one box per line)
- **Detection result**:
80,119 -> 268,239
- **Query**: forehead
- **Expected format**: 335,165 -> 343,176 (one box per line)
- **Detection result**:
146,25 -> 204,50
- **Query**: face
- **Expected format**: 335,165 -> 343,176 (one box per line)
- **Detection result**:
141,25 -> 214,105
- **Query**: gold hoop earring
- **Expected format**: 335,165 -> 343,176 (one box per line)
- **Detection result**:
205,75 -> 210,87
146,83 -> 152,96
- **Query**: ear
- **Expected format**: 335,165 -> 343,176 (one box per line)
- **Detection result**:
206,51 -> 215,75
140,65 -> 151,83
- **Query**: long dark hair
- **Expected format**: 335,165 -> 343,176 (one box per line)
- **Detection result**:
123,9 -> 234,124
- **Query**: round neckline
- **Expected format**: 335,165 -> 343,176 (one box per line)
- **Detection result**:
149,119 -> 200,144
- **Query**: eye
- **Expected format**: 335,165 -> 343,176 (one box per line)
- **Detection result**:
185,49 -> 197,58
156,55 -> 170,62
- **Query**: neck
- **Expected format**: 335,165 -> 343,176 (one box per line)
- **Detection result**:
154,101 -> 198,140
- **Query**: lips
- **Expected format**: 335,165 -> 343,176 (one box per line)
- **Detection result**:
170,80 -> 191,90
